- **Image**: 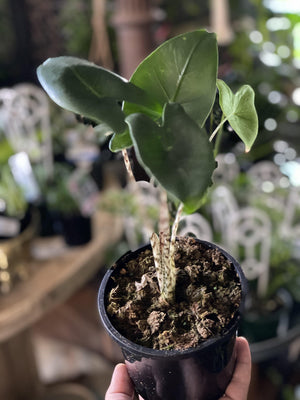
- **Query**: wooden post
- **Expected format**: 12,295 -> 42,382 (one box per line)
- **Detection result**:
210,0 -> 234,45
111,0 -> 156,79
89,0 -> 114,69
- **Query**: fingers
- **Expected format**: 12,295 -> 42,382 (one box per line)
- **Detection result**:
106,363 -> 136,400
107,338 -> 251,400
222,337 -> 252,400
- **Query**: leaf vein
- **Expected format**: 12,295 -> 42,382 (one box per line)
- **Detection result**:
153,68 -> 170,101
172,40 -> 201,102
71,66 -> 105,100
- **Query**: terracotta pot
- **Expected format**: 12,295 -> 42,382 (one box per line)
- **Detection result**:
98,239 -> 247,400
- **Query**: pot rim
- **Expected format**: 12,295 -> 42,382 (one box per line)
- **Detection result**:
98,238 -> 247,359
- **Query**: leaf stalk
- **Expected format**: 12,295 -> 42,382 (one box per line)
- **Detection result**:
209,113 -> 227,142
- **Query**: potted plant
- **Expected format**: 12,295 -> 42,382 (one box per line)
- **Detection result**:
37,29 -> 258,399
0,164 -> 29,239
35,162 -> 92,246
0,164 -> 35,293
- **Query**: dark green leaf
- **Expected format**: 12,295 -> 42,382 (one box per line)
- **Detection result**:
126,103 -> 215,213
217,79 -> 258,151
93,123 -> 113,145
124,30 -> 218,128
37,56 -> 149,134
109,130 -> 133,152
93,122 -> 113,136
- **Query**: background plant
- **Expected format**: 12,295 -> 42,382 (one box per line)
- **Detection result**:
0,165 -> 27,218
34,163 -> 79,216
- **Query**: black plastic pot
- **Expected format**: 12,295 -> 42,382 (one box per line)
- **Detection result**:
61,214 -> 92,246
0,206 -> 32,240
37,203 -> 61,237
98,239 -> 247,400
240,288 -> 293,343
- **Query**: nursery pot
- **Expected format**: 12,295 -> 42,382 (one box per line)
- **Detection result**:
61,214 -> 92,246
98,239 -> 247,400
240,288 -> 293,343
0,206 -> 32,240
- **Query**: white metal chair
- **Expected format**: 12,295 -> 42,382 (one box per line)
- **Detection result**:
247,161 -> 286,213
226,207 -> 272,298
178,213 -> 213,242
0,84 -> 53,176
210,185 -> 239,246
213,153 -> 240,184
280,186 -> 300,239
247,161 -> 283,190
0,88 -> 18,135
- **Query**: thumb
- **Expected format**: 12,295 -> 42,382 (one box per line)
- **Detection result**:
106,363 -> 136,400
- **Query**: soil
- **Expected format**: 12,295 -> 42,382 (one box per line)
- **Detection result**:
106,237 -> 242,351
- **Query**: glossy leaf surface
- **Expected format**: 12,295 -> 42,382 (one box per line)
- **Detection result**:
124,30 -> 218,128
126,103 -> 215,213
37,57 -> 149,134
109,130 -> 133,152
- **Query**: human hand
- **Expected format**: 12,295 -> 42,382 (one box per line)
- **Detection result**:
106,337 -> 251,400
221,336 -> 252,400
105,363 -> 137,400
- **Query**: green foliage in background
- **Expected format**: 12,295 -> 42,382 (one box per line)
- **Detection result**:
34,163 -> 79,216
0,165 -> 27,217
59,0 -> 92,58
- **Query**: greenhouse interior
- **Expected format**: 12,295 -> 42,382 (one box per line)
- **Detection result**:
0,0 -> 299,399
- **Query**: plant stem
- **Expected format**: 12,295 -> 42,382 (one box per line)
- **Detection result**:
122,148 -> 154,238
166,202 -> 183,295
209,114 -> 227,142
151,232 -> 163,293
122,149 -> 135,181
151,200 -> 184,303
170,202 -> 183,249
213,121 -> 224,158
159,190 -> 170,235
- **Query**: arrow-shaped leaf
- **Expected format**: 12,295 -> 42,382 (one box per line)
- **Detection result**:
126,103 -> 216,213
217,79 -> 258,152
124,30 -> 218,128
37,56 -> 149,134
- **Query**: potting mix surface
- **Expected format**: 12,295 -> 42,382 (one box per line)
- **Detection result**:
107,237 -> 241,350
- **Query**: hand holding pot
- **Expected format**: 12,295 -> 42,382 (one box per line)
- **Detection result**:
106,363 -> 138,400
105,337 -> 251,400
222,337 -> 251,400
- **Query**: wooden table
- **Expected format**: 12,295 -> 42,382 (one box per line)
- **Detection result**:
0,211 -> 123,400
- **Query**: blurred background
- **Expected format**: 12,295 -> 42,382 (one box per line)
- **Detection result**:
0,0 -> 299,399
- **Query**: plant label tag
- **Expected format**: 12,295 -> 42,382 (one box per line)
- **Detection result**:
8,152 -> 41,202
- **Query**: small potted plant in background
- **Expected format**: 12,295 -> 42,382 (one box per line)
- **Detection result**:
0,165 -> 29,239
37,29 -> 258,400
35,162 -> 92,246
0,164 -> 35,293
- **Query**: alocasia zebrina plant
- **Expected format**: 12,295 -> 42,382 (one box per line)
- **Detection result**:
37,29 -> 258,303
